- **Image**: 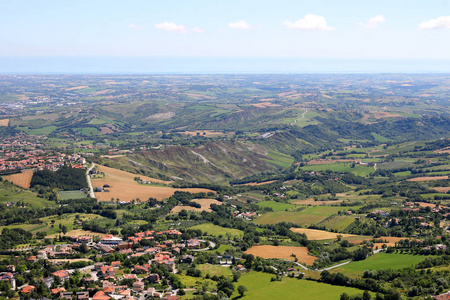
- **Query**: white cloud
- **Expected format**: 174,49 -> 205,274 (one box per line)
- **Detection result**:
365,15 -> 386,29
228,20 -> 251,30
128,24 -> 140,30
419,16 -> 450,29
192,27 -> 205,33
154,21 -> 187,33
283,14 -> 333,31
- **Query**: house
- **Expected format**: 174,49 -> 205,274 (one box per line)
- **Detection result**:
21,285 -> 35,294
181,255 -> 195,264
186,239 -> 200,249
99,244 -> 115,253
6,265 -> 15,272
100,266 -> 115,278
42,276 -> 54,288
111,261 -> 121,268
95,262 -> 104,270
76,291 -> 89,300
147,273 -> 160,283
60,292 -> 73,300
100,234 -> 123,245
52,270 -> 70,283
72,235 -> 93,243
51,288 -> 66,295
154,253 -> 175,271
133,281 -> 144,292
27,255 -> 37,262
433,291 -> 450,300
92,291 -> 111,300
133,264 -> 150,274
123,274 -> 138,280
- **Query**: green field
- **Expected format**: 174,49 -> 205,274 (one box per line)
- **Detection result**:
265,150 -> 294,168
332,253 -> 429,276
205,244 -> 234,254
232,272 -> 371,300
301,162 -> 374,177
58,190 -> 88,200
0,182 -> 54,207
197,264 -> 232,278
256,201 -> 296,212
16,125 -> 57,135
189,223 -> 244,238
80,127 -> 99,135
319,216 -> 355,231
0,213 -> 103,236
255,206 -> 359,226
371,132 -> 392,142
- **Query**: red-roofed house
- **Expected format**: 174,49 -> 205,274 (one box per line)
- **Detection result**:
52,270 -> 70,283
21,285 -> 35,294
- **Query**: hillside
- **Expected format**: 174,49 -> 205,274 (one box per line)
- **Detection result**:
99,141 -> 287,183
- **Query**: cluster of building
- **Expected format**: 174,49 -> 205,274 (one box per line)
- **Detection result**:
0,148 -> 87,172
4,231 -> 199,300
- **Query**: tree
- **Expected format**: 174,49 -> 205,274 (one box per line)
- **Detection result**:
340,293 -> 350,300
363,290 -> 372,300
61,225 -> 68,235
238,285 -> 248,297
217,277 -> 234,298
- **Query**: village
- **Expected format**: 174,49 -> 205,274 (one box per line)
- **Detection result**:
0,228 -> 230,300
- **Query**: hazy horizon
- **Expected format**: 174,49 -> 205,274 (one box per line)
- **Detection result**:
2,57 -> 450,74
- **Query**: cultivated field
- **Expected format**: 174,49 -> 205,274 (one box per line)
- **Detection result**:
245,245 -> 317,265
235,180 -> 277,186
178,130 -> 229,137
291,198 -> 343,206
0,119 -> 9,126
93,165 -> 214,202
433,187 -> 450,193
254,206 -> 357,226
3,170 -> 34,189
46,229 -> 109,239
232,272 -> 371,300
290,228 -> 359,240
256,201 -> 296,212
250,102 -> 281,108
189,223 -> 243,238
58,190 -> 87,200
407,176 -> 449,182
171,198 -> 223,213
351,236 -> 407,247
331,253 -> 428,276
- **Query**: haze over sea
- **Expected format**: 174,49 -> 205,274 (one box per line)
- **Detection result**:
1,57 -> 449,74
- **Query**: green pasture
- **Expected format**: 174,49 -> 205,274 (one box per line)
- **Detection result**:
231,272 -> 371,300
189,223 -> 244,238
256,201 -> 296,212
331,253 -> 429,277
301,162 -> 374,177
58,190 -> 88,200
255,206 -> 359,226
197,264 -> 232,278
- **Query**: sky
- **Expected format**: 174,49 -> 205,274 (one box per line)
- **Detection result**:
0,0 -> 449,73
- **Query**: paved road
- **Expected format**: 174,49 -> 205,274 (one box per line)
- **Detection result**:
190,239 -> 216,251
318,260 -> 352,271
86,163 -> 96,199
279,259 -> 309,270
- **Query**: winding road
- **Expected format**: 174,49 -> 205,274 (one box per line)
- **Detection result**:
86,163 -> 96,199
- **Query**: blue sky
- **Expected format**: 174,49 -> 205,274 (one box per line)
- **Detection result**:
0,0 -> 449,72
